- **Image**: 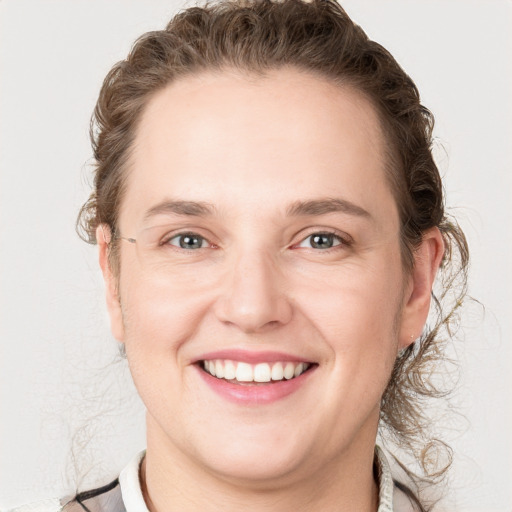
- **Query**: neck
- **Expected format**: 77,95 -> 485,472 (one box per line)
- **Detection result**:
140,416 -> 380,512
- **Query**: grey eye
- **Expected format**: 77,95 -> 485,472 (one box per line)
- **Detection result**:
168,233 -> 207,249
299,233 -> 341,250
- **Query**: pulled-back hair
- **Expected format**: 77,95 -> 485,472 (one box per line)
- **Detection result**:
77,0 -> 469,509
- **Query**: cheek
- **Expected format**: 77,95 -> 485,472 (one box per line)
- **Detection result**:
116,257 -> 206,359
118,276 -> 205,413
301,256 -> 404,334
121,280 -> 204,345
295,253 -> 405,389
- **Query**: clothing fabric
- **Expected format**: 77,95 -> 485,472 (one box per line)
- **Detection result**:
9,446 -> 413,512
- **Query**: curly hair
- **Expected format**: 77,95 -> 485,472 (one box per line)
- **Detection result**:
77,0 -> 469,509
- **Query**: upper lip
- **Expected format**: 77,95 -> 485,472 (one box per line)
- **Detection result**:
193,349 -> 314,364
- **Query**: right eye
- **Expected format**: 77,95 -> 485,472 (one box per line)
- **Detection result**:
166,232 -> 210,250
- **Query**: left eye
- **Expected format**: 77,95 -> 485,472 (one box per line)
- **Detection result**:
297,233 -> 343,250
167,233 -> 209,250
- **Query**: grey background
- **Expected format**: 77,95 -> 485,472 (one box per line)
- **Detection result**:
1,1 -> 511,510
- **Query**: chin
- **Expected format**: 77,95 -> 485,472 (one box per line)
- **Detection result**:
175,416 -> 318,485
198,441 -> 310,485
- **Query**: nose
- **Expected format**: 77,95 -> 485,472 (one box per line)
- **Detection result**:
213,249 -> 293,333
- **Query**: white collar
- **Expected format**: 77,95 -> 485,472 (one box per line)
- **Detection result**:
119,446 -> 399,512
119,450 -> 149,512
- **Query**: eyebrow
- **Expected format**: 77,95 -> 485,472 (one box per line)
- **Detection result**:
142,197 -> 371,221
286,198 -> 372,219
143,200 -> 216,221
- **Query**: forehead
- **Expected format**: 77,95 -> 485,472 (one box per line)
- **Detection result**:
121,67 -> 395,227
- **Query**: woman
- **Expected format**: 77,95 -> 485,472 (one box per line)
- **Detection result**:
16,0 -> 468,510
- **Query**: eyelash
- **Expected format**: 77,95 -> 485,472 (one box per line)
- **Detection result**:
161,231 -> 216,250
160,229 -> 352,252
292,230 -> 352,251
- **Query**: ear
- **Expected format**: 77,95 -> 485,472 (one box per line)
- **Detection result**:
398,227 -> 444,350
96,224 -> 125,342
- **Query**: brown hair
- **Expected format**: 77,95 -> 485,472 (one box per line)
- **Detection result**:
77,0 -> 469,508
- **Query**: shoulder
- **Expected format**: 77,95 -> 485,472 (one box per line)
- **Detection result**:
392,481 -> 420,512
61,479 -> 124,512
375,445 -> 420,512
5,498 -> 62,512
5,479 -> 124,512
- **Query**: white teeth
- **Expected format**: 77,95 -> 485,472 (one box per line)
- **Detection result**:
284,362 -> 295,380
215,360 -> 224,379
254,363 -> 271,382
224,360 -> 236,380
202,359 -> 311,383
236,362 -> 253,382
271,362 -> 284,381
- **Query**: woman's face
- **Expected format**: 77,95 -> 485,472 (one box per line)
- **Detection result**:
100,67 -> 434,484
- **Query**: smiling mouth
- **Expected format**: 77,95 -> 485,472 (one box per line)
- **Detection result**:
199,359 -> 315,384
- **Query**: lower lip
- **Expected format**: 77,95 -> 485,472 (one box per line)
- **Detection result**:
195,365 -> 316,405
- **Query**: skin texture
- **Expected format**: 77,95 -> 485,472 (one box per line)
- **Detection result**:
97,67 -> 444,512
